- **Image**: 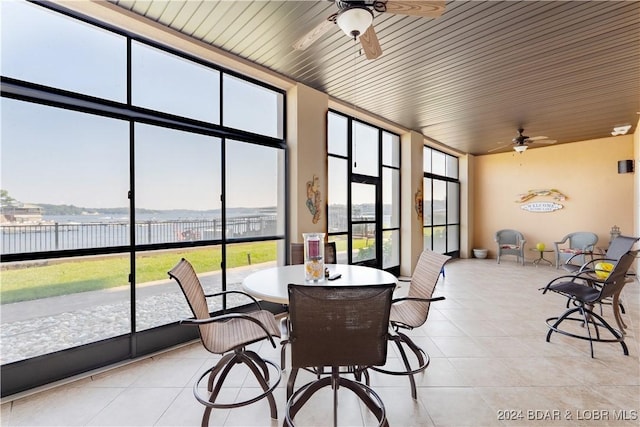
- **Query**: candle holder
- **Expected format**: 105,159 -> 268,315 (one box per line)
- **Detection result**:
303,232 -> 325,282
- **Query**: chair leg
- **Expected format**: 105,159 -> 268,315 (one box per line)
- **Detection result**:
280,339 -> 289,371
237,352 -> 278,419
286,368 -> 299,400
612,293 -> 627,333
369,332 -> 430,399
393,339 -> 418,399
285,371 -> 388,427
193,351 -> 281,423
546,305 -> 628,357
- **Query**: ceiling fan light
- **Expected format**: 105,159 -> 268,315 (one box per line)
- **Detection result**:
514,145 -> 528,153
337,7 -> 373,38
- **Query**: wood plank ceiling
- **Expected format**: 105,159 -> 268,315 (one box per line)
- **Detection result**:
109,0 -> 640,155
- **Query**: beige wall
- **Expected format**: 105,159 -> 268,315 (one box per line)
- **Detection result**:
287,84 -> 329,244
473,135 -> 635,261
634,119 -> 640,270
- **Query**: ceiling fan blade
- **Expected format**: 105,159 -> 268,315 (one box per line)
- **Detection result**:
359,25 -> 382,60
488,144 -> 511,153
527,136 -> 549,141
383,0 -> 446,18
292,19 -> 334,51
536,139 -> 557,144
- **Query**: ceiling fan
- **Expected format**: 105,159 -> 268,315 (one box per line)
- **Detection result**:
292,0 -> 446,60
489,128 -> 557,153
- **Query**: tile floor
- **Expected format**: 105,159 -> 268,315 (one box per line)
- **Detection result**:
1,259 -> 639,426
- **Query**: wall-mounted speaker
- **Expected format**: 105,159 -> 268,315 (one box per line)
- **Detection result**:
618,159 -> 634,174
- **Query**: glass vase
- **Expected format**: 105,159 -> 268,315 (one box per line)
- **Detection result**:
303,232 -> 325,282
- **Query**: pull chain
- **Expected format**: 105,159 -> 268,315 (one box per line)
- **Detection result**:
353,37 -> 358,169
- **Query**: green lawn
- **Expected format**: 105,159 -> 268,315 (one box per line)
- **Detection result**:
1,239 -> 379,304
1,242 -> 277,304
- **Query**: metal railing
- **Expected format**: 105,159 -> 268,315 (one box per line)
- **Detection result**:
1,216 -> 278,254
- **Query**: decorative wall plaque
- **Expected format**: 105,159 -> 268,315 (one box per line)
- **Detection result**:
520,202 -> 564,213
515,189 -> 567,203
306,174 -> 321,224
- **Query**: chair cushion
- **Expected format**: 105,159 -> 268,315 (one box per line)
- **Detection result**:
560,248 -> 585,254
500,244 -> 520,249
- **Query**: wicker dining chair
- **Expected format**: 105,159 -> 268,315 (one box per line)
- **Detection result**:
371,249 -> 451,399
168,258 -> 281,425
284,283 -> 395,427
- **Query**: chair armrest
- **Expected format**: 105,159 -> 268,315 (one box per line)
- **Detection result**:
392,296 -> 445,304
180,313 -> 277,348
205,290 -> 263,311
577,258 -> 616,273
540,273 -> 592,293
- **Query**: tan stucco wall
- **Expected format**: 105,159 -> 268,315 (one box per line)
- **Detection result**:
634,118 -> 640,271
473,135 -> 635,261
287,84 -> 329,244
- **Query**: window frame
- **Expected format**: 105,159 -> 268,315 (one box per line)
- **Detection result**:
0,1 -> 287,397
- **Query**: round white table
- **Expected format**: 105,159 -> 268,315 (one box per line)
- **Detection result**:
241,264 -> 398,304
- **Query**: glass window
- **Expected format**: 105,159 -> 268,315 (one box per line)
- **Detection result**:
432,150 -> 446,176
352,121 -> 378,177
423,146 -> 432,173
1,1 -> 287,394
1,1 -> 126,102
223,74 -> 284,138
1,253 -> 131,363
433,180 -> 447,225
1,99 -> 130,253
134,124 -> 221,244
383,168 -> 400,228
423,178 -> 432,226
328,112 -> 348,157
351,183 -> 376,222
448,181 -> 459,223
448,225 -> 460,252
328,157 -> 348,233
226,140 -> 284,238
446,155 -> 459,179
383,229 -> 400,269
423,146 -> 460,255
382,132 -> 400,167
433,226 -> 446,253
132,41 -> 220,124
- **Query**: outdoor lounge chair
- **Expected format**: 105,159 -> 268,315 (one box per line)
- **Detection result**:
168,258 -> 281,425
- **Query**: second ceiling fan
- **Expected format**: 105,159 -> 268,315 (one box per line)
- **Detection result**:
489,128 -> 557,153
292,0 -> 446,60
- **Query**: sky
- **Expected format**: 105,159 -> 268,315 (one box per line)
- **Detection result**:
1,0 -> 282,211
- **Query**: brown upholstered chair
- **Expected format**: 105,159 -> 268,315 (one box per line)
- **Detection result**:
290,241 -> 337,265
371,249 -> 451,399
168,258 -> 281,424
284,283 -> 395,427
542,250 -> 638,357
